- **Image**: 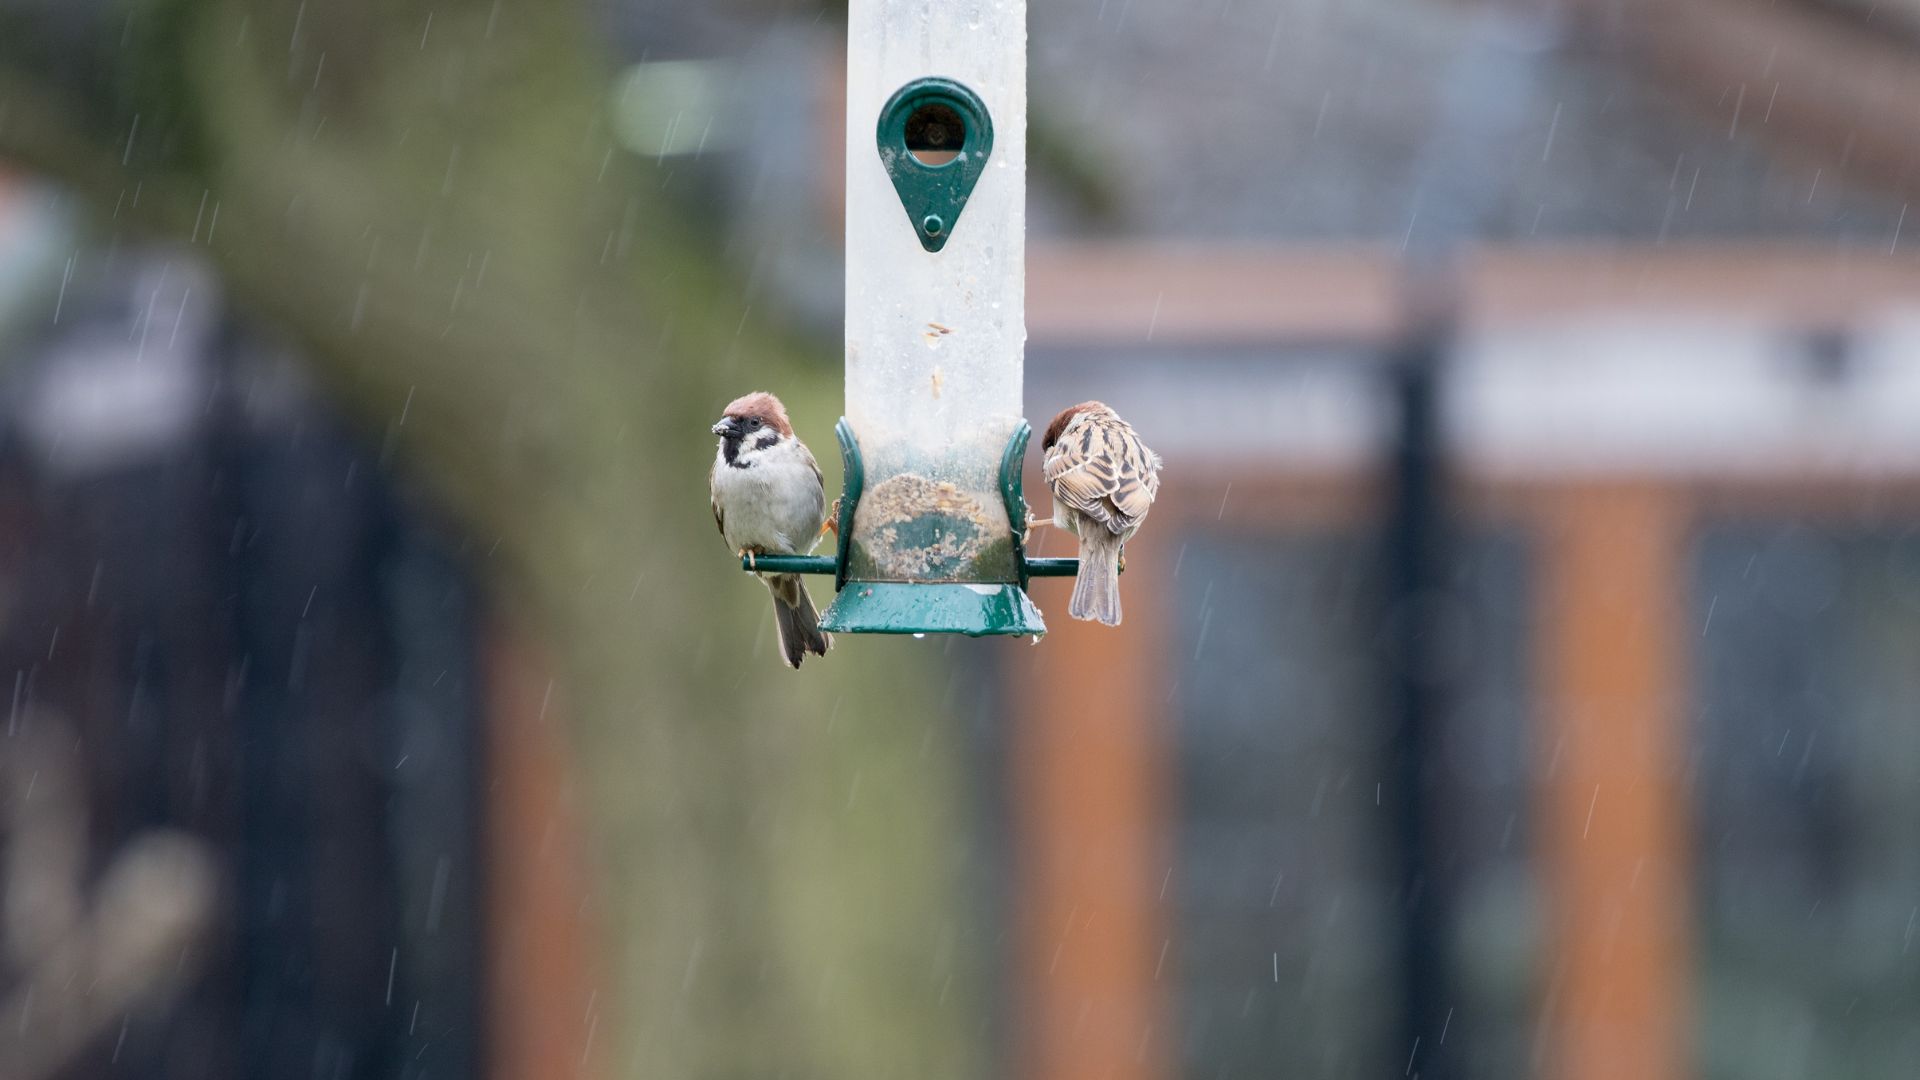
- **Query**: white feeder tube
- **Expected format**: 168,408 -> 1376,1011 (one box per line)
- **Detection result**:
844,0 -> 1027,582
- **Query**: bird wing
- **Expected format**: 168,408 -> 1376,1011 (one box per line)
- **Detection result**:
799,441 -> 828,530
1107,429 -> 1160,524
801,441 -> 825,496
1045,414 -> 1160,536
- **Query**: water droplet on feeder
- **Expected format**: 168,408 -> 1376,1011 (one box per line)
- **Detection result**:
913,632 -> 927,639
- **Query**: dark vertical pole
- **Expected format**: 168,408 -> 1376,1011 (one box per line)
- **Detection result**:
380,527 -> 489,1080
1383,11 -> 1554,1066
1382,337 -> 1453,1080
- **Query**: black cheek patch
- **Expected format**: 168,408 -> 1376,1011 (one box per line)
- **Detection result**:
753,431 -> 780,452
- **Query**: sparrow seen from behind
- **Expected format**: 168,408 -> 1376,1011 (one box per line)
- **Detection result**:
1041,401 -> 1163,626
710,392 -> 832,668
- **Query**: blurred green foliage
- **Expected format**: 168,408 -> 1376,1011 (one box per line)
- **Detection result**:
0,1 -> 981,1076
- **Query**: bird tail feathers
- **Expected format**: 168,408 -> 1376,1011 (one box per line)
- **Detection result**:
769,574 -> 832,668
1069,532 -> 1125,626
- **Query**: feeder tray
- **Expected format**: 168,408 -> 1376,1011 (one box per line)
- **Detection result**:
737,420 -> 1080,637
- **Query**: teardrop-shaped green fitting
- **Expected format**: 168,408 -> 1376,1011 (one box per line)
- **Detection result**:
875,78 -> 994,253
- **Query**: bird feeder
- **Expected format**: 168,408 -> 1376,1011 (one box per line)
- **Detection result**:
737,0 -> 1077,636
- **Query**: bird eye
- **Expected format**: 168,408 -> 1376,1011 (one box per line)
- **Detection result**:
746,417 -> 762,429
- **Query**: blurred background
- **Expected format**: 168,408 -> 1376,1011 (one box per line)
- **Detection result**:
0,1 -> 1918,1079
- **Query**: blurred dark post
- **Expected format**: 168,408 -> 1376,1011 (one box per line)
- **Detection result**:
1380,330 -> 1455,1080
1380,10 -> 1561,1076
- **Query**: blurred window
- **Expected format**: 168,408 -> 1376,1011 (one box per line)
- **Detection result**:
1168,527 -> 1536,1078
1692,521 -> 1920,1079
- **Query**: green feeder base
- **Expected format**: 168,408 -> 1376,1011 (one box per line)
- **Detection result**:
820,581 -> 1047,637
740,419 -> 1057,637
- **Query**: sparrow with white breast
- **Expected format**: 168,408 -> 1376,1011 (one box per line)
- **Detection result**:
1041,401 -> 1162,626
710,392 -> 832,667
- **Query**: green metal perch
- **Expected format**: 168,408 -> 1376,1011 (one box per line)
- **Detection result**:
739,554 -> 1086,577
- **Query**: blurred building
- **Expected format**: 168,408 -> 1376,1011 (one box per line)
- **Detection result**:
992,5 -> 1920,1080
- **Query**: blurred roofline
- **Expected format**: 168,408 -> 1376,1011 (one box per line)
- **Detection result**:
1029,241 -> 1920,346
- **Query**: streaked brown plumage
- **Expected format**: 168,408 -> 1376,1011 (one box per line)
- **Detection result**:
1041,401 -> 1161,625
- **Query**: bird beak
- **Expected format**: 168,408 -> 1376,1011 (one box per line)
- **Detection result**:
712,417 -> 742,438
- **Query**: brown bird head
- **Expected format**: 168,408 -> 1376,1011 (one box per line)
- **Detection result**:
712,391 -> 794,441
1042,401 -> 1110,451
